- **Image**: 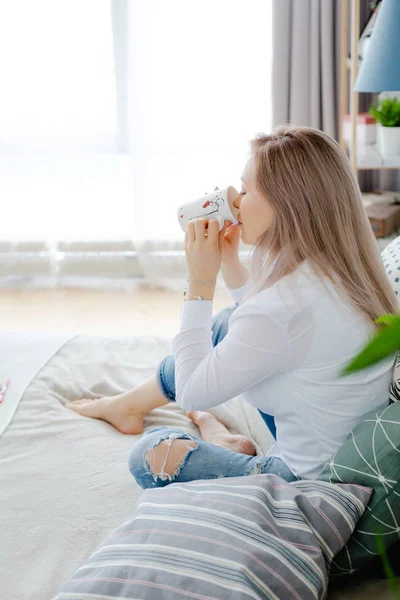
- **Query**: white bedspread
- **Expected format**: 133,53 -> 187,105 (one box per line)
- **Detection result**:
0,333 -> 272,600
0,331 -> 77,437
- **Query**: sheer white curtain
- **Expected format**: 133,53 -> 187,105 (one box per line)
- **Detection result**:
125,0 -> 272,289
0,0 -> 137,288
0,0 -> 130,238
0,0 -> 272,290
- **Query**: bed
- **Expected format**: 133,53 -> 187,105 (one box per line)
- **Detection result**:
1,332 -> 277,600
0,331 -> 396,600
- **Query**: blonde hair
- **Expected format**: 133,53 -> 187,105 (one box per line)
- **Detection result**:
241,124 -> 398,325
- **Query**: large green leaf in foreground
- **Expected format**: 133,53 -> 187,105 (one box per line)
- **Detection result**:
342,315 -> 400,375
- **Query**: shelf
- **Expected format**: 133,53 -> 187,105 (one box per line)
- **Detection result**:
356,144 -> 400,170
340,1 -> 400,174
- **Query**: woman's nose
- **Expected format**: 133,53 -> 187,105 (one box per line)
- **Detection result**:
233,194 -> 241,210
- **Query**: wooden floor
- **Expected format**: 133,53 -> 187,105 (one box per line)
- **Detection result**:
0,284 -> 233,337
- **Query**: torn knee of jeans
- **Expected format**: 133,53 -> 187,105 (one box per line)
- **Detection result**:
145,432 -> 198,482
249,463 -> 262,476
247,458 -> 263,477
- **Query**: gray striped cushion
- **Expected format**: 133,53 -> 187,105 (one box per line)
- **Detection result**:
54,474 -> 371,600
389,352 -> 400,403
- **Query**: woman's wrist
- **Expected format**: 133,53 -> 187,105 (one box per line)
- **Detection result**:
185,281 -> 215,301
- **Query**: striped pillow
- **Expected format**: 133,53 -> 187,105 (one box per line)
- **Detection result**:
54,474 -> 371,600
389,352 -> 400,403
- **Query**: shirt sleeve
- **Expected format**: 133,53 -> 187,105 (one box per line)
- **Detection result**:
171,300 -> 289,412
227,275 -> 253,305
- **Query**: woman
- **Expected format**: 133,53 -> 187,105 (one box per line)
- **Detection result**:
66,125 -> 397,488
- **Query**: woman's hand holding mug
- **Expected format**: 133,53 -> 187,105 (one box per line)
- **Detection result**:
206,186 -> 242,267
207,187 -> 250,291
221,220 -> 242,266
179,184 -> 246,291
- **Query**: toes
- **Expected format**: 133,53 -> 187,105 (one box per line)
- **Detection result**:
65,399 -> 93,411
65,403 -> 81,412
217,434 -> 257,456
66,398 -> 94,406
186,411 -> 199,424
237,438 -> 257,456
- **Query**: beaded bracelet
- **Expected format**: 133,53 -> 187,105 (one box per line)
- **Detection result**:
183,290 -> 209,301
187,277 -> 217,286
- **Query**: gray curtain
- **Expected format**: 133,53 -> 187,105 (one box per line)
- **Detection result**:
272,0 -> 398,192
272,0 -> 339,139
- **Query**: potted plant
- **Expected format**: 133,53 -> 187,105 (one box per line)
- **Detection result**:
369,96 -> 400,157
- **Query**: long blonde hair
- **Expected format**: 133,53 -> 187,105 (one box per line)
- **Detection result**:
241,125 -> 398,324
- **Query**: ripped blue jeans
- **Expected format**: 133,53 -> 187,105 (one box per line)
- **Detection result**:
129,305 -> 299,489
129,427 -> 299,489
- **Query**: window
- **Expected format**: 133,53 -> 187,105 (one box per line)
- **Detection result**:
0,0 -> 116,150
128,0 -> 273,240
0,0 -> 133,241
0,0 -> 272,244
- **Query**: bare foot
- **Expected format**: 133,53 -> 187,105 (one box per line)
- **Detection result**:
65,374 -> 169,435
65,393 -> 145,435
187,410 -> 257,456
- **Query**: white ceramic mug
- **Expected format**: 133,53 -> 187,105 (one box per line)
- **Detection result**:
177,186 -> 240,232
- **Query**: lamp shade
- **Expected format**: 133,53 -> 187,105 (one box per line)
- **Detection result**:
354,0 -> 400,92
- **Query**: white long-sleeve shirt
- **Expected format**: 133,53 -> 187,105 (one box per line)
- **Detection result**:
172,261 -> 394,479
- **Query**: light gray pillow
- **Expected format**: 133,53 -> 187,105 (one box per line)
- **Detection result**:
54,474 -> 371,600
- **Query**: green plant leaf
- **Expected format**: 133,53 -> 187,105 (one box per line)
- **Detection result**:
369,97 -> 400,127
342,317 -> 400,374
376,315 -> 400,326
376,533 -> 400,599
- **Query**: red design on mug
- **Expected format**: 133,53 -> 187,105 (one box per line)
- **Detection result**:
203,200 -> 211,208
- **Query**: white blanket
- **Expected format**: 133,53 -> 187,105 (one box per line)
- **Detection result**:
0,331 -> 76,437
0,333 -> 273,600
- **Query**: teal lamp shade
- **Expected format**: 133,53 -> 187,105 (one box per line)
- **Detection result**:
354,0 -> 400,92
